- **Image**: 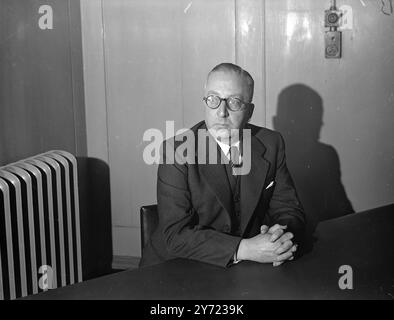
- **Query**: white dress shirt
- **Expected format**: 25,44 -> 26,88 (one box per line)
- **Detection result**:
215,139 -> 242,174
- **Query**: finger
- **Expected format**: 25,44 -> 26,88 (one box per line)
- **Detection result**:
260,225 -> 269,234
276,232 -> 294,244
268,224 -> 287,234
270,228 -> 285,242
273,261 -> 284,267
288,256 -> 294,261
291,244 -> 298,253
274,240 -> 293,255
276,250 -> 293,262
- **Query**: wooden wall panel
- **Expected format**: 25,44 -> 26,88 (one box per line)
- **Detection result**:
180,0 -> 236,128
102,0 -> 183,234
80,0 -> 108,163
265,0 -> 394,223
235,0 -> 265,126
0,0 -> 86,165
81,0 -> 266,258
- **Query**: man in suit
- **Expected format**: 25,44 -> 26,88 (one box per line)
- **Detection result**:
140,63 -> 305,268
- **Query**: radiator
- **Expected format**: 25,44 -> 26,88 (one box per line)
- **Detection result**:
0,150 -> 82,299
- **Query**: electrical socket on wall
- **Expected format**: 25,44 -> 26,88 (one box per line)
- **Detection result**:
325,31 -> 342,59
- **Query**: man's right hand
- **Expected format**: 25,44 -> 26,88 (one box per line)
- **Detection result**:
236,233 -> 292,264
262,224 -> 297,266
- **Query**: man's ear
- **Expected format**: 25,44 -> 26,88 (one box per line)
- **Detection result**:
248,103 -> 255,122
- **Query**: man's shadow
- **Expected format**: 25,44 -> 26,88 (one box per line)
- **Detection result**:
272,84 -> 354,253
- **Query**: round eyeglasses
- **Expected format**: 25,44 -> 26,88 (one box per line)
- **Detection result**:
203,95 -> 252,112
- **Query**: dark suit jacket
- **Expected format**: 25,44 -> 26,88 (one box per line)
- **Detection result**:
140,121 -> 305,268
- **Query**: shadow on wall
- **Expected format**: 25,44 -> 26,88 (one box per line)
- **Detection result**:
272,84 -> 354,243
77,157 -> 113,280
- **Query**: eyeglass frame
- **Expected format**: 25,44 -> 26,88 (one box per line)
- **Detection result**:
202,94 -> 254,112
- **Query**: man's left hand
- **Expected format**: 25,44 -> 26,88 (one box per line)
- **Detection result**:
260,224 -> 296,267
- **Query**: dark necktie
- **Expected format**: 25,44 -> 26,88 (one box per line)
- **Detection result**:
229,146 -> 241,175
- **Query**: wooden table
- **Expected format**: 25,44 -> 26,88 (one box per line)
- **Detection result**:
26,204 -> 394,299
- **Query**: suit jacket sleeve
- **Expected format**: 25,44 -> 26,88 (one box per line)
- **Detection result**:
267,133 -> 306,243
157,155 -> 242,268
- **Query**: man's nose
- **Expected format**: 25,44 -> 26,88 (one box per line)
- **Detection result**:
217,100 -> 229,118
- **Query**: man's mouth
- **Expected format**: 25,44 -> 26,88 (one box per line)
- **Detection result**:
214,123 -> 230,128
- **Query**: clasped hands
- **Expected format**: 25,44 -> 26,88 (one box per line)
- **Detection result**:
237,224 -> 297,267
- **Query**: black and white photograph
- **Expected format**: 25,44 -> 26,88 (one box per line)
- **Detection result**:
0,0 -> 394,306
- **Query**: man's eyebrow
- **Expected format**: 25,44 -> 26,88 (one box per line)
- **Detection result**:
228,94 -> 243,99
206,91 -> 243,99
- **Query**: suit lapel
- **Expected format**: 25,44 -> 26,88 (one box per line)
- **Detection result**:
240,134 -> 270,235
197,124 -> 233,218
199,163 -> 233,218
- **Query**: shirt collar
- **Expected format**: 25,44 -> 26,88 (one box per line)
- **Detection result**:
216,139 -> 240,157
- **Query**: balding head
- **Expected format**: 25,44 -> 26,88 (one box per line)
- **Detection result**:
206,63 -> 254,102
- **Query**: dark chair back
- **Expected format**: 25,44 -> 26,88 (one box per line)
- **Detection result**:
140,205 -> 159,252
